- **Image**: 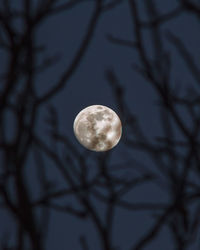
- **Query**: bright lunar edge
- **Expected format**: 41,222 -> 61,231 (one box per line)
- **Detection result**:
73,105 -> 122,152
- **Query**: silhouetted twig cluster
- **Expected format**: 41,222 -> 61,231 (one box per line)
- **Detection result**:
106,1 -> 200,249
0,0 -> 200,250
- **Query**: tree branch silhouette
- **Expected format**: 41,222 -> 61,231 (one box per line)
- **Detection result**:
1,0 -> 200,249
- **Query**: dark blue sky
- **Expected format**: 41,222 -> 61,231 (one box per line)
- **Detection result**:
1,0 -> 200,249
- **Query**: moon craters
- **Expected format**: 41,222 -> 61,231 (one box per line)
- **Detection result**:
73,105 -> 122,151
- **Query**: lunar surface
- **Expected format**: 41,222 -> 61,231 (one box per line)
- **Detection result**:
73,105 -> 122,151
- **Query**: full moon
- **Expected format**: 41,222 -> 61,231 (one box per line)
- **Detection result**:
73,105 -> 122,152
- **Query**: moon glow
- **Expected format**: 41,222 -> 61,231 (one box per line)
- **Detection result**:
73,105 -> 122,151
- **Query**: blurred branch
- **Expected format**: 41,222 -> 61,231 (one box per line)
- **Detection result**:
102,0 -> 124,11
166,31 -> 200,85
38,0 -> 103,104
140,5 -> 183,27
107,34 -> 138,49
92,188 -> 167,212
132,206 -> 173,250
181,0 -> 200,18
47,203 -> 88,218
48,0 -> 92,15
80,235 -> 90,250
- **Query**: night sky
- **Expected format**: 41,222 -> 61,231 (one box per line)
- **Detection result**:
0,0 -> 200,249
